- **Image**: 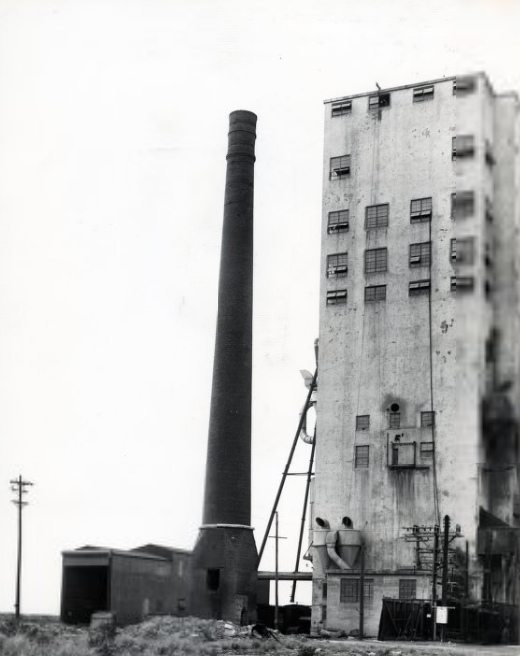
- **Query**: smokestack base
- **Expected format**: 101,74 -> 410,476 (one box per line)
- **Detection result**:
190,525 -> 258,623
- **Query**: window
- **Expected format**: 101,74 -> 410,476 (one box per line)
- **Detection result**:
356,415 -> 370,430
421,411 -> 435,427
485,140 -> 495,167
409,242 -> 431,267
452,276 -> 474,293
331,100 -> 352,116
409,280 -> 430,296
365,203 -> 389,229
455,76 -> 476,95
485,197 -> 494,223
410,197 -> 432,222
413,85 -> 434,102
365,285 -> 386,302
327,253 -> 348,277
399,579 -> 417,600
450,238 -> 457,262
369,92 -> 390,109
340,578 -> 374,603
355,445 -> 370,468
452,191 -> 475,219
454,135 -> 475,159
365,248 -> 388,274
330,155 -> 351,179
420,442 -> 434,458
326,289 -> 347,306
389,412 -> 400,429
207,569 -> 220,591
328,209 -> 349,233
455,237 -> 475,265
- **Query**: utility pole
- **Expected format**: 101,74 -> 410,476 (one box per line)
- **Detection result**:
359,542 -> 365,640
431,523 -> 440,641
10,475 -> 34,620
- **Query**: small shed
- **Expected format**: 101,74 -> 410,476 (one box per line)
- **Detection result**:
61,544 -> 191,626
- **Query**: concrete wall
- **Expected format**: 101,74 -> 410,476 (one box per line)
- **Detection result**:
313,74 -> 520,634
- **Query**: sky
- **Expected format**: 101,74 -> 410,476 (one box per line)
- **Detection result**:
1,0 -> 520,616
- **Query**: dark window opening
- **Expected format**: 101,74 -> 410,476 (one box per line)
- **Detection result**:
369,93 -> 390,109
207,569 -> 220,591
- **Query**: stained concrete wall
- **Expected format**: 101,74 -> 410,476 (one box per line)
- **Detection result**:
314,74 -> 520,634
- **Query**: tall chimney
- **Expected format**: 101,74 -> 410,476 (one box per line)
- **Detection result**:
190,110 -> 258,623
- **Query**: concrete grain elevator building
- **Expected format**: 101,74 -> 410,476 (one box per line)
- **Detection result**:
311,74 -> 520,639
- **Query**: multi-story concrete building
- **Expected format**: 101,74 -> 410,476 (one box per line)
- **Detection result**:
311,74 -> 520,640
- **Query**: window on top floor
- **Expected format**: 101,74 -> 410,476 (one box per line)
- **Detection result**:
368,92 -> 391,109
331,100 -> 352,116
413,86 -> 434,102
455,76 -> 476,96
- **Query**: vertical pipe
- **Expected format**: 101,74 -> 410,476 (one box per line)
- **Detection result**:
432,524 -> 439,641
359,542 -> 365,639
274,512 -> 279,631
202,111 -> 257,527
441,515 -> 450,641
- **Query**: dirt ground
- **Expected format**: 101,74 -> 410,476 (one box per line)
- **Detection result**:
1,615 -> 519,656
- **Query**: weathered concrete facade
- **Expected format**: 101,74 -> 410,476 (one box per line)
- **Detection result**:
313,74 -> 520,637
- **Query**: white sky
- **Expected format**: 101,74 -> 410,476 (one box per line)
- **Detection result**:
0,0 -> 519,615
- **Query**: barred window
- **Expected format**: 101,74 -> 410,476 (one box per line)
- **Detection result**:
455,76 -> 476,95
409,242 -> 431,267
368,92 -> 390,109
413,86 -> 434,103
420,442 -> 434,458
454,237 -> 475,265
331,101 -> 352,116
356,415 -> 370,430
330,155 -> 351,179
389,412 -> 400,429
327,253 -> 348,277
399,579 -> 417,600
326,289 -> 347,306
451,276 -> 474,293
453,135 -> 475,159
421,411 -> 435,427
365,204 -> 389,229
452,191 -> 475,219
410,197 -> 432,222
365,285 -> 386,302
355,445 -> 370,468
340,578 -> 374,603
409,280 -> 430,296
328,210 -> 349,233
365,248 -> 387,274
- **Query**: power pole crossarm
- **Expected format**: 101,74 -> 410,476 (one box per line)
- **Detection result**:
10,475 -> 34,620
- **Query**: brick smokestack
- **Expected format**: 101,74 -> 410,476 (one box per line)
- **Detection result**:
203,110 -> 256,526
190,111 -> 258,623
